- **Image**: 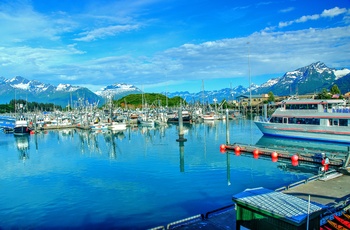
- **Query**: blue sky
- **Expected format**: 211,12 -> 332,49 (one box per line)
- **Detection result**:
1,0 -> 349,93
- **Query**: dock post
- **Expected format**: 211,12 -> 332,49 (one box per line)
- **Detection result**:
343,146 -> 350,167
264,104 -> 267,119
226,109 -> 230,145
176,105 -> 187,142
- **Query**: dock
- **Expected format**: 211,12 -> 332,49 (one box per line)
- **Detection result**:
150,170 -> 350,230
222,142 -> 350,167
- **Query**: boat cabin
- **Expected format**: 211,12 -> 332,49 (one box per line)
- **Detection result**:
269,99 -> 350,127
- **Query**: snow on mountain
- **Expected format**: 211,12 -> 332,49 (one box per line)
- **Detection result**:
334,68 -> 350,80
95,83 -> 141,98
56,83 -> 80,92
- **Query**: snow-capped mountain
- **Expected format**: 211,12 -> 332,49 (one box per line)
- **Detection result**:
254,61 -> 350,96
167,62 -> 350,102
95,83 -> 142,99
0,76 -> 101,107
0,62 -> 349,107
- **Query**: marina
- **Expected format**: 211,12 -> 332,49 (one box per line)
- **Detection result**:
0,102 -> 350,229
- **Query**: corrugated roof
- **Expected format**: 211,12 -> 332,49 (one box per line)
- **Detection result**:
232,187 -> 325,224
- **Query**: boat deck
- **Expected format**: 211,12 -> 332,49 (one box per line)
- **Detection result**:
152,170 -> 350,229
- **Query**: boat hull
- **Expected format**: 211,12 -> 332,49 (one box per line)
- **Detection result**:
254,121 -> 350,144
14,126 -> 31,135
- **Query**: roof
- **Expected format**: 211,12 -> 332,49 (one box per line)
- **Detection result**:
232,187 -> 325,225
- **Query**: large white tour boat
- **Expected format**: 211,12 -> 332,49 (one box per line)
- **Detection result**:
254,98 -> 350,143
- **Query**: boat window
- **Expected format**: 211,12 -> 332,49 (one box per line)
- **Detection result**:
270,117 -> 282,123
283,117 -> 288,124
285,104 -> 318,110
339,119 -> 348,126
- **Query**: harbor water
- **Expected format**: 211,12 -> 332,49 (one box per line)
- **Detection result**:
0,119 -> 344,229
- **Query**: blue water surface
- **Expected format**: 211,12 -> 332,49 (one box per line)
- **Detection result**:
0,120 -> 320,229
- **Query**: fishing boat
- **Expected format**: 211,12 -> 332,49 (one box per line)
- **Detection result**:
334,215 -> 350,228
327,219 -> 349,230
13,115 -> 31,135
254,98 -> 350,143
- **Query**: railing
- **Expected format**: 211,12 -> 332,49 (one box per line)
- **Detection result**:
254,116 -> 269,122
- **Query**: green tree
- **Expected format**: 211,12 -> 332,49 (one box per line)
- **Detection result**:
330,84 -> 341,95
317,88 -> 331,99
267,91 -> 275,103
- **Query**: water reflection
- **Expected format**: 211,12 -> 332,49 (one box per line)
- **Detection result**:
179,141 -> 185,172
15,135 -> 29,162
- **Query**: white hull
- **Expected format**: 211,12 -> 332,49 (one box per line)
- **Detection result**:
254,98 -> 350,144
108,122 -> 127,131
255,121 -> 350,143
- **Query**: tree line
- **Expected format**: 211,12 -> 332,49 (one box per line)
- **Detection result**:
0,99 -> 63,113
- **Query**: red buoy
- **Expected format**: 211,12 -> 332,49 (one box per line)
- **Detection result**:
30,130 -> 35,135
271,157 -> 278,162
253,149 -> 259,155
271,152 -> 278,158
234,146 -> 241,153
220,144 -> 226,151
291,155 -> 298,161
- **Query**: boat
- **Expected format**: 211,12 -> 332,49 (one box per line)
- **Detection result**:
14,115 -> 31,135
108,122 -> 127,131
167,111 -> 192,123
334,215 -> 350,228
254,98 -> 350,143
327,219 -> 349,230
90,123 -> 109,130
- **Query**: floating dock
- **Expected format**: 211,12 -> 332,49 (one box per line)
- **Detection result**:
221,143 -> 349,167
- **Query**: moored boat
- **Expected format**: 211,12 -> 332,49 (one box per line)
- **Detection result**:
14,115 -> 31,135
254,98 -> 350,143
108,122 -> 127,131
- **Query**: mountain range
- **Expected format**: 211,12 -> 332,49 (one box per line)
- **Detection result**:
0,61 -> 349,107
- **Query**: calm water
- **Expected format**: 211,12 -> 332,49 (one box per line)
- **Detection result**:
0,119 -> 333,229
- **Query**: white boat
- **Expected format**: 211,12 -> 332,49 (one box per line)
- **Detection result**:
90,123 -> 109,130
254,98 -> 350,143
108,122 -> 127,131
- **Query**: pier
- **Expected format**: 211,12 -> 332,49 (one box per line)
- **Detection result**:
151,143 -> 350,230
151,171 -> 350,230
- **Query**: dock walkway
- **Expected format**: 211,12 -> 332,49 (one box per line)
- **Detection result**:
153,170 -> 350,230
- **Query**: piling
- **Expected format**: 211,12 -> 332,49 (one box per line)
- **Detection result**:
176,105 -> 187,142
226,109 -> 230,145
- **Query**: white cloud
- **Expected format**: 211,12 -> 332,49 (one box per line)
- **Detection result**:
321,7 -> 347,18
74,24 -> 140,42
279,7 -> 295,13
279,7 -> 348,28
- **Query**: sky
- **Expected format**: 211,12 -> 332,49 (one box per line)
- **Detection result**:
1,0 -> 349,93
